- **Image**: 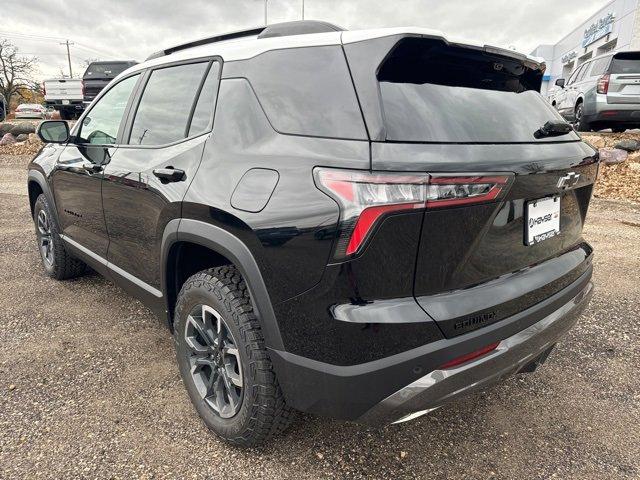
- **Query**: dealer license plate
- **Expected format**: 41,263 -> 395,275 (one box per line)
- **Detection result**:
525,196 -> 560,245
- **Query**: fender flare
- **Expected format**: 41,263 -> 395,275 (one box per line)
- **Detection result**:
161,218 -> 284,351
27,170 -> 57,220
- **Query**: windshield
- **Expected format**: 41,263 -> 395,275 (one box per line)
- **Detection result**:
84,62 -> 133,79
378,38 -> 578,143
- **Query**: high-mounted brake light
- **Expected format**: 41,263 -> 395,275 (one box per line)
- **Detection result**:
597,74 -> 610,94
314,168 -> 513,259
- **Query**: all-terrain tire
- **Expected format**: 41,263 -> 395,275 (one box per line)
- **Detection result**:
33,194 -> 86,280
174,266 -> 295,447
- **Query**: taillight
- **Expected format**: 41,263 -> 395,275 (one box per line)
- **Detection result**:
597,73 -> 610,94
81,80 -> 85,96
314,168 -> 513,259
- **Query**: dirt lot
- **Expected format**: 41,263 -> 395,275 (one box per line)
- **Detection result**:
0,153 -> 639,479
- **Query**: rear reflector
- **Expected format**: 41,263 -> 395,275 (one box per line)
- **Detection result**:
314,168 -> 513,259
439,341 -> 500,369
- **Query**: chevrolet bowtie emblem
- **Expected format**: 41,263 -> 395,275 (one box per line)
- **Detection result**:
557,172 -> 580,189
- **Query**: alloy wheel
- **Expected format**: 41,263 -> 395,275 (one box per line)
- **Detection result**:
573,104 -> 583,131
37,210 -> 54,267
184,304 -> 243,418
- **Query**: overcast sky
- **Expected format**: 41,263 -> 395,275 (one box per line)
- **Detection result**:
2,0 -> 609,80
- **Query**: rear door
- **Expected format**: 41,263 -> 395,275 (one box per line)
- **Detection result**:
101,60 -> 220,296
606,52 -> 640,104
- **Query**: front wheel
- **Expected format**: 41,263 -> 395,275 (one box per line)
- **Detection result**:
33,194 -> 86,279
174,266 -> 295,447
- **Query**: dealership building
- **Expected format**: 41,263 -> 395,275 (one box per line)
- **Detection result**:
531,0 -> 640,95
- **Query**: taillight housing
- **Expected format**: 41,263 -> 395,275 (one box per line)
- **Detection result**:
597,74 -> 610,94
81,80 -> 85,97
314,168 -> 513,260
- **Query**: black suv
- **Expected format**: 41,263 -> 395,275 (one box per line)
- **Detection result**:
82,60 -> 138,107
28,21 -> 597,446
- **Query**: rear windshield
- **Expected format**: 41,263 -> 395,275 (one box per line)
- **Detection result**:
378,38 -> 577,143
610,52 -> 640,74
84,62 -> 133,78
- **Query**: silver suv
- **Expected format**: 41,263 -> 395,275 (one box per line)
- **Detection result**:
552,51 -> 640,132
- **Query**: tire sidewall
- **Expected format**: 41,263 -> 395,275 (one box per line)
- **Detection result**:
33,195 -> 58,276
174,280 -> 256,439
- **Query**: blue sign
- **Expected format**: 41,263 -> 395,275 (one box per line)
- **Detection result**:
582,13 -> 615,48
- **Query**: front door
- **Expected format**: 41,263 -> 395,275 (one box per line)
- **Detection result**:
50,73 -> 141,258
101,60 -> 220,292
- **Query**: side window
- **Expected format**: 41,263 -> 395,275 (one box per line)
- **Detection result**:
567,64 -> 585,85
590,56 -> 612,77
243,46 -> 367,140
128,62 -> 209,146
577,62 -> 591,82
188,62 -> 221,137
78,74 -> 139,145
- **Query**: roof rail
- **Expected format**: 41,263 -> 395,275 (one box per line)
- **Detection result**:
146,26 -> 265,61
258,20 -> 344,39
145,20 -> 345,61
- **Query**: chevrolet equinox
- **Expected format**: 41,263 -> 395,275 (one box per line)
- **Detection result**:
28,21 -> 597,446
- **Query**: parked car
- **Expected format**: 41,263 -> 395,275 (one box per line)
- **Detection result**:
552,51 -> 640,132
43,78 -> 84,120
27,21 -> 596,447
15,103 -> 47,119
82,61 -> 138,107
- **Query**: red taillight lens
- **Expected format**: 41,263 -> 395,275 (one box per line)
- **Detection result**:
597,74 -> 610,94
314,168 -> 513,259
439,341 -> 500,369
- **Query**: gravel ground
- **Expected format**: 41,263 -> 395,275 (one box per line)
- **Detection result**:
1,154 -> 639,479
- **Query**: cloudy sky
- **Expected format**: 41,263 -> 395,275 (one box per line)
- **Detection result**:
3,0 -> 608,80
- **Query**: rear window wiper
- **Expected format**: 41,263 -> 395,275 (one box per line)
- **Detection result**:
534,121 -> 573,139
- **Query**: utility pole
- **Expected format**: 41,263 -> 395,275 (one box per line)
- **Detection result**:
264,0 -> 268,26
302,0 -> 305,20
60,40 -> 74,78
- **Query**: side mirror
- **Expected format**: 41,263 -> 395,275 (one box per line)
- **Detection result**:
37,120 -> 70,144
555,78 -> 566,89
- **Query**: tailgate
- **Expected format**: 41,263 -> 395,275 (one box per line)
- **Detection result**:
606,52 -> 640,104
44,80 -> 83,101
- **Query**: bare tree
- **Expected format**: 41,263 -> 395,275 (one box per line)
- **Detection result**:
0,39 -> 38,113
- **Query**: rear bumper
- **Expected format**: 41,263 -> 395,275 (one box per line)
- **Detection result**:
358,281 -> 592,425
269,268 -> 593,423
588,94 -> 640,125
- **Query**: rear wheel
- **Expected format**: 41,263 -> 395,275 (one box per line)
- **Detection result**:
174,266 -> 295,446
33,194 -> 86,280
573,102 -> 590,132
59,109 -> 72,120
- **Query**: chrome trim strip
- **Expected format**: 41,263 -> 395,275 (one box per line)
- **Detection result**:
60,234 -> 162,298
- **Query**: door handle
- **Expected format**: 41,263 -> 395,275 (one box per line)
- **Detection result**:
82,163 -> 103,173
153,167 -> 185,182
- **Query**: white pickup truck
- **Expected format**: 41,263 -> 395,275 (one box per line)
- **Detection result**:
43,78 -> 84,120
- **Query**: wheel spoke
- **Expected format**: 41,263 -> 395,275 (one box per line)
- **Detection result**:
185,315 -> 213,353
184,303 -> 243,419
